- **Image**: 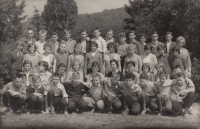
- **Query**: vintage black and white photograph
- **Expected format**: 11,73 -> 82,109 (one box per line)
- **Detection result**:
0,0 -> 199,129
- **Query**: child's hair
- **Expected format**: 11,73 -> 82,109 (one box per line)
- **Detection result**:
64,29 -> 71,34
176,72 -> 185,78
52,32 -> 58,36
128,30 -> 136,35
91,41 -> 98,48
107,29 -> 113,33
91,61 -> 100,68
125,73 -> 135,80
32,75 -> 41,82
39,30 -> 47,36
144,45 -> 152,51
174,65 -> 181,70
152,31 -> 159,36
157,45 -> 167,52
139,74 -> 149,80
71,59 -> 81,69
166,31 -> 173,36
127,61 -> 135,67
74,43 -> 82,53
27,44 -> 37,53
118,32 -> 126,38
155,62 -> 165,69
72,71 -> 80,79
27,27 -> 34,32
107,42 -> 118,53
92,74 -> 101,80
14,73 -> 23,80
112,72 -> 121,79
80,29 -> 87,34
57,63 -> 66,71
142,64 -> 151,72
110,59 -> 119,68
94,27 -> 101,32
127,44 -> 136,52
172,46 -> 180,54
158,71 -> 168,78
176,36 -> 185,44
139,33 -> 146,38
52,72 -> 60,78
23,60 -> 32,67
57,40 -> 66,53
43,43 -> 52,50
39,61 -> 49,71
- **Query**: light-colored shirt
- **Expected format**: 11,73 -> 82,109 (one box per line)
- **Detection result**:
35,41 -> 46,55
65,39 -> 76,54
166,41 -> 171,53
117,43 -> 129,57
23,53 -> 40,73
51,41 -> 59,55
40,54 -> 54,68
139,81 -> 157,96
87,83 -> 103,100
124,53 -> 142,73
25,72 -> 30,86
34,71 -> 52,86
92,37 -> 107,53
81,40 -> 87,54
85,72 -> 105,82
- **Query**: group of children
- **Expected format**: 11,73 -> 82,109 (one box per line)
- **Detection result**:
0,28 -> 195,117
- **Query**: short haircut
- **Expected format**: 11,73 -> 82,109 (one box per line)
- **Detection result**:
39,61 -> 49,71
157,45 -> 167,52
176,36 -> 185,44
39,30 -> 47,36
57,63 -> 66,70
64,29 -> 71,34
52,32 -> 58,36
172,46 -> 180,54
91,41 -> 98,48
155,62 -> 164,69
52,72 -> 60,78
176,72 -> 185,78
27,27 -> 34,32
125,73 -> 135,80
144,45 -> 152,51
139,33 -> 146,38
166,31 -> 173,36
72,71 -> 80,79
128,30 -> 136,35
43,43 -> 52,50
110,59 -> 119,68
94,27 -> 101,32
92,61 -> 100,68
32,75 -> 41,82
14,73 -> 23,80
107,42 -> 118,53
107,29 -> 113,33
27,44 -> 37,53
158,71 -> 168,78
142,64 -> 151,72
127,61 -> 135,67
118,32 -> 126,37
23,60 -> 32,67
139,74 -> 149,80
152,31 -> 159,36
92,74 -> 101,80
80,29 -> 87,34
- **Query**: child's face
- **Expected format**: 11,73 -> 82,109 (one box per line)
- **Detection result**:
24,64 -> 31,72
152,34 -> 158,42
72,76 -> 80,85
173,51 -> 179,56
92,77 -> 100,87
39,65 -> 45,72
128,49 -> 135,55
140,36 -> 146,43
58,66 -> 65,74
91,44 -> 97,52
109,46 -> 115,53
176,77 -> 184,86
125,78 -> 134,87
106,31 -> 113,39
92,66 -> 99,73
166,34 -> 172,42
159,76 -> 166,85
111,76 -> 120,85
127,64 -> 134,73
27,30 -> 34,38
17,44 -> 23,51
177,41 -> 184,47
129,33 -> 136,40
158,49 -> 164,55
93,30 -> 100,38
80,32 -> 87,39
156,67 -> 162,73
52,76 -> 59,86
32,79 -> 41,89
111,62 -> 117,70
52,35 -> 58,42
29,45 -> 35,53
44,47 -> 51,54
173,68 -> 181,74
145,49 -> 151,55
14,78 -> 23,87
140,79 -> 148,87
119,37 -> 126,44
59,44 -> 66,53
72,62 -> 80,71
143,66 -> 149,73
74,46 -> 81,54
65,32 -> 71,40
39,35 -> 46,42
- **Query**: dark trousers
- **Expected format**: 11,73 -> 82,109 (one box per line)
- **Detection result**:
47,90 -> 67,112
104,96 -> 122,112
87,68 -> 93,75
2,91 -> 25,110
120,57 -> 125,72
171,92 -> 195,115
27,95 -> 44,112
67,98 -> 88,113
9,69 -> 21,81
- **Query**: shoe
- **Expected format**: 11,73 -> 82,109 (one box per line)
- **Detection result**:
4,108 -> 13,115
157,112 -> 162,116
108,111 -> 112,114
121,109 -> 129,116
184,108 -> 189,116
90,108 -> 95,113
141,109 -> 146,115
50,109 -> 56,115
26,111 -> 31,115
188,108 -> 193,115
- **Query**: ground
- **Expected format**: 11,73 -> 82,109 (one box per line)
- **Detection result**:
0,103 -> 199,129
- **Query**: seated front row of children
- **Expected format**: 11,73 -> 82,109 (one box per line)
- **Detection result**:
0,68 -> 195,117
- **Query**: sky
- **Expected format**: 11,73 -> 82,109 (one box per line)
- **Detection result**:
23,0 -> 129,18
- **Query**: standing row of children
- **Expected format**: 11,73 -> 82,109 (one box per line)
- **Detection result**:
0,27 -> 195,116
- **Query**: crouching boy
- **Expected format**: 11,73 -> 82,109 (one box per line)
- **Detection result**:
0,74 -> 26,115
26,75 -> 45,114
45,73 -> 68,115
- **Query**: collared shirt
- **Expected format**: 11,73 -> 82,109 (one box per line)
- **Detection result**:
92,37 -> 107,53
35,40 -> 46,55
65,39 -> 76,54
117,42 -> 129,57
44,82 -> 68,98
40,54 -> 54,68
25,71 -> 30,86
106,38 -> 115,45
26,85 -> 44,98
7,49 -> 23,70
17,51 -> 23,56
34,71 -> 52,85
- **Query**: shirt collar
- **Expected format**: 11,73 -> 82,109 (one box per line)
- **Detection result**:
39,71 -> 49,76
29,52 -> 36,56
31,85 -> 41,90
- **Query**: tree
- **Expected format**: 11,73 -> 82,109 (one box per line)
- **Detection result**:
42,0 -> 78,37
0,0 -> 27,43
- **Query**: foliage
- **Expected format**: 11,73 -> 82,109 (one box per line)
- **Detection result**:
42,0 -> 78,37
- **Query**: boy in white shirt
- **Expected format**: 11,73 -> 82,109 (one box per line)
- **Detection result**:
35,30 -> 47,55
